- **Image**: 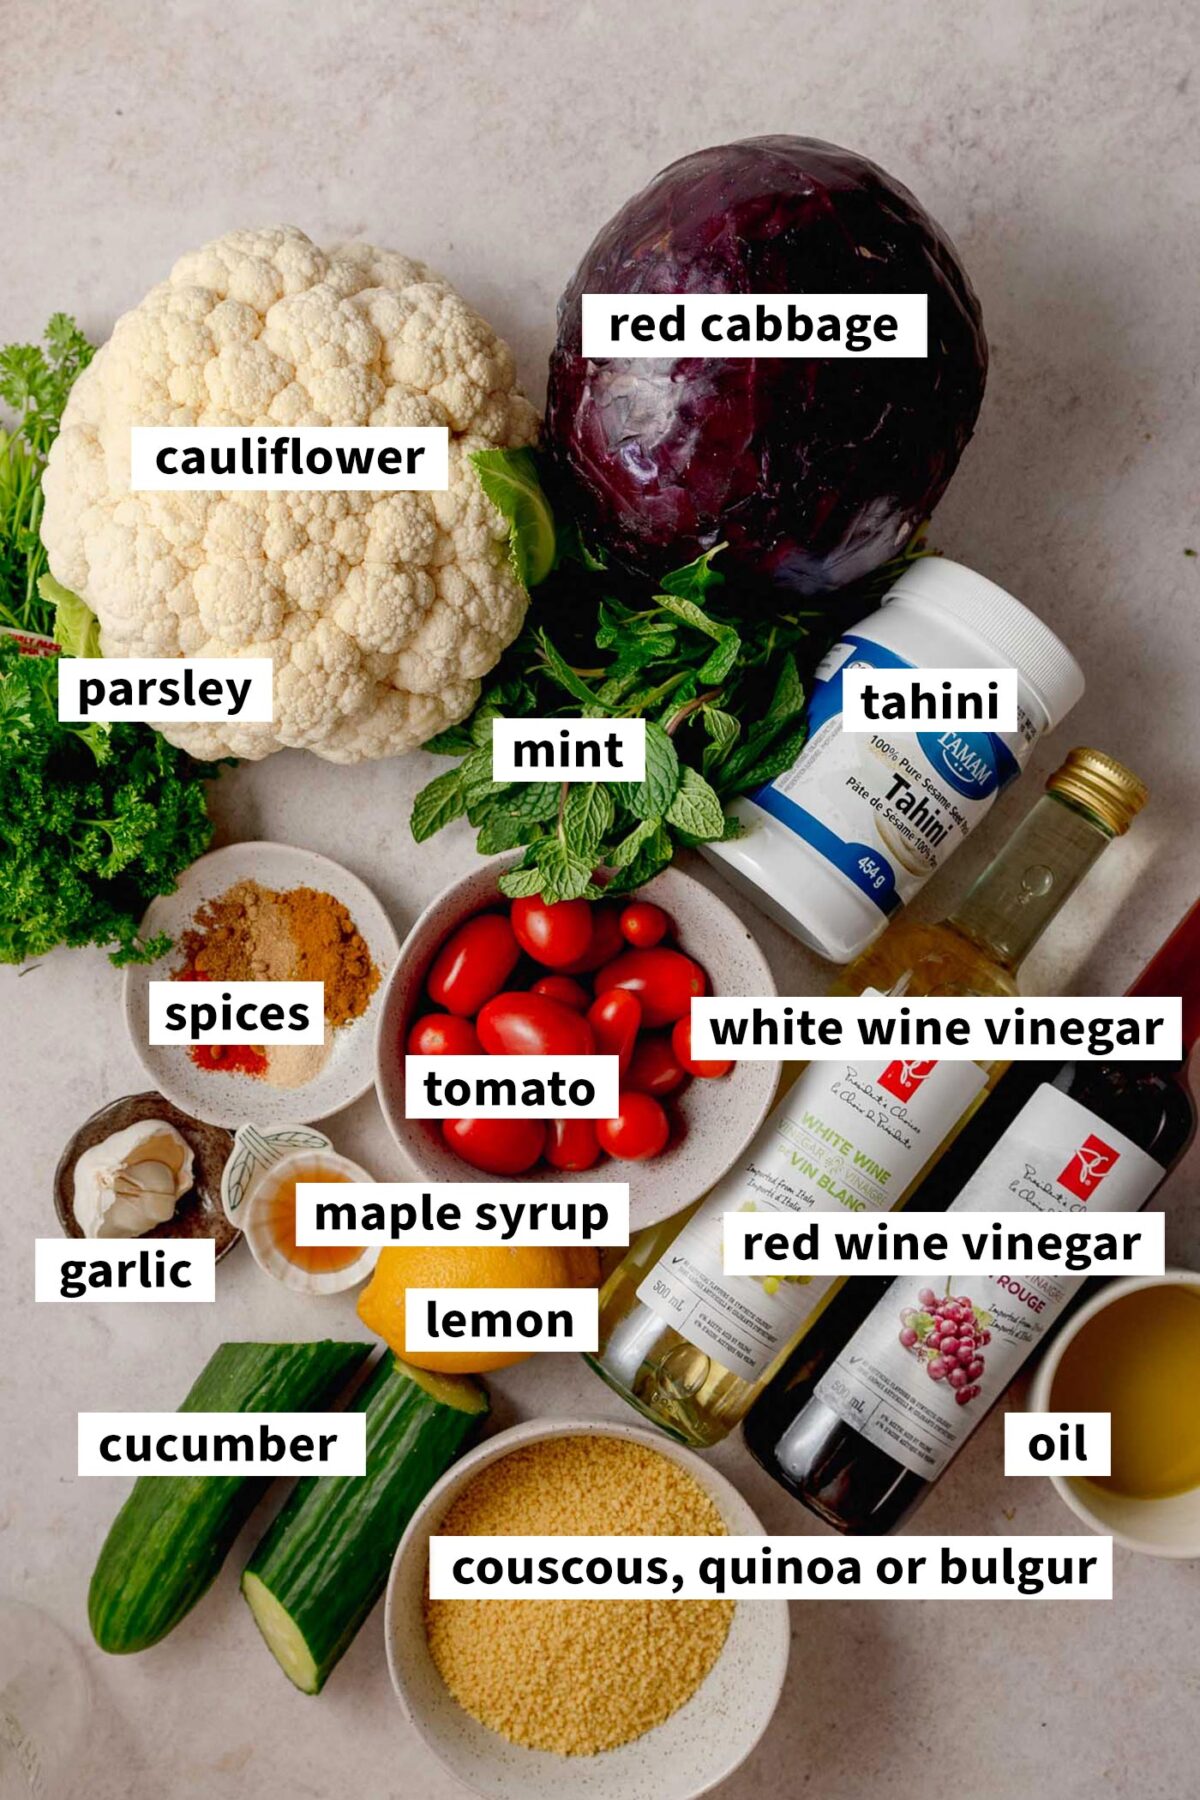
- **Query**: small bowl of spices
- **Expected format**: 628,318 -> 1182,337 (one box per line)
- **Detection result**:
124,843 -> 400,1128
386,1418 -> 789,1800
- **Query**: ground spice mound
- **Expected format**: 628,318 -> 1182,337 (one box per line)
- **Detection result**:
424,1436 -> 734,1757
175,879 -> 379,1029
276,885 -> 379,1028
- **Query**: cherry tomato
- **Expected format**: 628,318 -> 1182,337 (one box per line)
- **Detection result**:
442,1117 -> 545,1175
557,903 -> 624,975
594,947 -> 709,1028
672,1015 -> 734,1079
406,1013 -> 481,1056
530,975 -> 590,1012
544,1117 -> 601,1172
586,988 -> 642,1073
596,1092 -> 670,1162
510,896 -> 594,969
619,901 -> 670,948
625,1032 -> 687,1096
476,991 -> 596,1057
427,912 -> 520,1017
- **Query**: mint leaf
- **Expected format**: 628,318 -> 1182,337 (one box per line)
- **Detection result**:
498,864 -> 544,899
477,814 -> 533,854
604,822 -> 673,893
660,545 -> 726,604
461,746 -> 506,817
656,593 -> 726,640
606,816 -> 658,870
616,720 -> 679,819
767,651 -> 805,725
696,630 -> 741,685
535,629 -> 612,712
505,781 -> 562,823
562,783 -> 614,860
555,517 -> 608,572
724,718 -> 809,792
470,447 -> 556,588
665,766 -> 725,840
411,766 -> 467,841
422,723 -> 474,755
535,837 -> 602,902
700,706 -> 741,777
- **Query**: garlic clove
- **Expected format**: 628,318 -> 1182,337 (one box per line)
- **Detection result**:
74,1120 -> 196,1238
114,1160 -> 178,1198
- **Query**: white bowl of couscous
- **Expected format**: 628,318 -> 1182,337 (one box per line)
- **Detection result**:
385,1416 -> 790,1800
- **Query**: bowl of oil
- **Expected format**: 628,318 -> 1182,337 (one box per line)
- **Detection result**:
1030,1270 -> 1200,1558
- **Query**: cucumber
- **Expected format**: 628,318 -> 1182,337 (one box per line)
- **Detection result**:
88,1340 -> 369,1654
242,1355 -> 487,1694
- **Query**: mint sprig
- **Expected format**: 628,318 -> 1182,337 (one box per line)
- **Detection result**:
420,447 -> 929,902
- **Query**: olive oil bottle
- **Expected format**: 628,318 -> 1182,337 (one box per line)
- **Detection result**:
585,749 -> 1147,1448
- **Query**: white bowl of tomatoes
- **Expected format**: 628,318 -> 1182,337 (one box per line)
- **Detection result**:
374,853 -> 780,1229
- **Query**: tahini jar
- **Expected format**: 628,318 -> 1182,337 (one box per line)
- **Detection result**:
704,558 -> 1085,963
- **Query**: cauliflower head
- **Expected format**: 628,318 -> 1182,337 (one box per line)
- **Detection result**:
41,226 -> 539,762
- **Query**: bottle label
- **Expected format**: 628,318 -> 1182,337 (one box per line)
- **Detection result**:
814,1083 -> 1165,1479
635,1055 -> 988,1381
751,634 -> 1029,915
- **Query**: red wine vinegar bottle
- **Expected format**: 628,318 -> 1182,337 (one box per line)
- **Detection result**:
742,896 -> 1200,1533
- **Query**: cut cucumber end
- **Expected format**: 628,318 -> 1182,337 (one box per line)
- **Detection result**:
242,1572 -> 321,1695
391,1355 -> 489,1415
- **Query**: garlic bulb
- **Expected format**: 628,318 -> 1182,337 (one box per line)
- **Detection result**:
73,1121 -> 195,1238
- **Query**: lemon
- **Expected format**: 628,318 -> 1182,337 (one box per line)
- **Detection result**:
356,1243 -> 600,1373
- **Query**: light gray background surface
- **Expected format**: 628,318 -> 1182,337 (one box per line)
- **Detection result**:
3,2 -> 1198,1796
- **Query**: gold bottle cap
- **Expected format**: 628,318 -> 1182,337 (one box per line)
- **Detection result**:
1046,747 -> 1148,835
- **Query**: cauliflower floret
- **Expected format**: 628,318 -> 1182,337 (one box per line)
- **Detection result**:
41,225 -> 539,762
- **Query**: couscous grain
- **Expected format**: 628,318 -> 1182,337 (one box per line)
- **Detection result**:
423,1434 -> 735,1756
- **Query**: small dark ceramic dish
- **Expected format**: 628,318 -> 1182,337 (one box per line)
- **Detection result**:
54,1091 -> 239,1258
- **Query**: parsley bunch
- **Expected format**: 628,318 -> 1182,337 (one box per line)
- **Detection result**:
412,449 -> 921,902
0,641 -> 217,965
0,314 -> 94,635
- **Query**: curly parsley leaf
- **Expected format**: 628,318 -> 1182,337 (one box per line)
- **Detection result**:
0,639 -> 215,966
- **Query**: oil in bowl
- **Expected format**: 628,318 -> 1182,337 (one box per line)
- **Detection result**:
1051,1281 -> 1200,1500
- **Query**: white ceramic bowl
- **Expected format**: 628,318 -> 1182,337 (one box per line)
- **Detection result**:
385,1417 -> 790,1800
1029,1270 -> 1200,1559
125,842 -> 400,1128
241,1148 -> 380,1295
374,853 -> 780,1230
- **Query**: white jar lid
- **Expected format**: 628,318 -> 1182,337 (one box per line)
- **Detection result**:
884,557 -> 1085,727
